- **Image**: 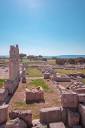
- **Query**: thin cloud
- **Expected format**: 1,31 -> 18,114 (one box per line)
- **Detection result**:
16,0 -> 45,10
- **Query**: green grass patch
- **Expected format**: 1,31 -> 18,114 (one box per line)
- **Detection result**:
55,69 -> 85,75
0,79 -> 5,88
81,79 -> 85,84
30,79 -> 49,91
27,67 -> 43,77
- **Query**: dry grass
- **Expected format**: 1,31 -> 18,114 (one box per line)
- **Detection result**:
26,67 -> 43,77
47,59 -> 56,65
55,69 -> 85,75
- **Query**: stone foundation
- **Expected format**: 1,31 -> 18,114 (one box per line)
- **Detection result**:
0,105 -> 8,124
9,110 -> 32,127
44,72 -> 50,79
61,91 -> 78,108
0,89 -> 8,104
6,118 -> 27,128
40,107 -> 62,124
26,87 -> 44,103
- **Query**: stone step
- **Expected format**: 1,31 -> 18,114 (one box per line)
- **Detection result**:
49,122 -> 65,128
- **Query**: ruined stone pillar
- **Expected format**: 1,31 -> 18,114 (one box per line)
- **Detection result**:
9,45 -> 20,81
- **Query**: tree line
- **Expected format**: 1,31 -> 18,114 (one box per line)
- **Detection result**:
55,58 -> 85,65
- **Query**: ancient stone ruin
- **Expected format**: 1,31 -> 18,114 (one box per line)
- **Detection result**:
26,87 -> 44,103
0,44 -> 85,128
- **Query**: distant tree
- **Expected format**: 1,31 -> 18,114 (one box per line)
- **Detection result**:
42,58 -> 47,61
52,57 -> 56,60
27,55 -> 34,61
38,55 -> 43,58
19,53 -> 27,61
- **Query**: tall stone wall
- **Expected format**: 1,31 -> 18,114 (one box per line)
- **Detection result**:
9,45 -> 19,80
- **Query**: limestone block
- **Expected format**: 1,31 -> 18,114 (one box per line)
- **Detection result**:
75,88 -> 85,93
5,80 -> 14,95
61,107 -> 68,124
55,77 -> 71,82
72,125 -> 82,128
79,104 -> 85,127
0,124 -> 6,128
44,73 -> 50,79
0,105 -> 8,124
68,110 -> 80,128
22,77 -> 26,83
49,122 -> 65,128
26,88 -> 44,103
5,80 -> 18,95
0,89 -> 5,103
9,110 -> 32,126
61,92 -> 78,108
40,107 -> 62,124
6,118 -> 27,128
78,94 -> 85,103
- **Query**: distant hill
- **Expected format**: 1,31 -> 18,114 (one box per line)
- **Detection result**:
45,55 -> 85,59
0,56 -> 9,59
57,55 -> 85,58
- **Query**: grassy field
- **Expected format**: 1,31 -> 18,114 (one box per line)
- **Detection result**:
29,79 -> 49,91
0,79 -> 5,88
27,67 -> 43,77
55,69 -> 85,75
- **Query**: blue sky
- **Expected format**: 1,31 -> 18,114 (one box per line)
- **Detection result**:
0,0 -> 85,56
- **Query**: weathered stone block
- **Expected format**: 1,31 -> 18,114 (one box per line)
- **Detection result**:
9,110 -> 32,126
78,94 -> 85,103
6,118 -> 27,128
0,124 -> 6,128
49,122 -> 65,128
44,73 -> 50,79
68,110 -> 80,128
72,125 -> 82,128
79,104 -> 85,128
61,92 -> 78,108
40,107 -> 62,124
75,88 -> 85,93
0,88 -> 8,105
55,76 -> 71,82
26,88 -> 44,103
0,105 -> 8,124
61,107 -> 68,124
22,77 -> 26,83
5,80 -> 17,95
0,89 -> 5,104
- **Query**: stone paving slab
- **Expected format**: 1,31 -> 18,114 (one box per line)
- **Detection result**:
49,122 -> 65,128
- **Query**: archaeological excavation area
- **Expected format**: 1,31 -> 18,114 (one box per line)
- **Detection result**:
0,45 -> 85,128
